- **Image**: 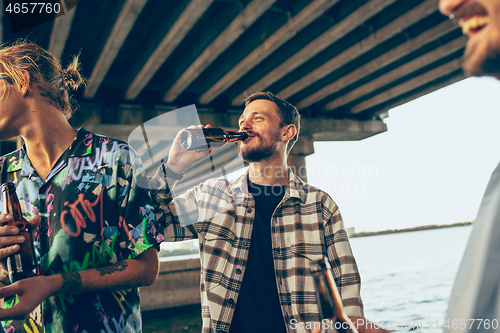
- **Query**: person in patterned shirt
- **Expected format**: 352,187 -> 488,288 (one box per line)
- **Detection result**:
151,92 -> 386,333
0,41 -> 162,332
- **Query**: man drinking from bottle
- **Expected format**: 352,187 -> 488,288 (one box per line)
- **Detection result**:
151,91 -> 385,333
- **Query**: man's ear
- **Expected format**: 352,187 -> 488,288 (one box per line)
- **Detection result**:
282,124 -> 297,143
19,70 -> 30,96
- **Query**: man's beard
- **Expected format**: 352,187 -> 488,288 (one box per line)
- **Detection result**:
458,1 -> 500,78
241,133 -> 279,163
464,44 -> 500,78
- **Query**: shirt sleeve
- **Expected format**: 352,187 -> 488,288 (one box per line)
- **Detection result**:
115,147 -> 164,258
149,164 -> 198,242
323,198 -> 364,317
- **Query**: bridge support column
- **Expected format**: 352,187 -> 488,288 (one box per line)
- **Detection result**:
287,135 -> 315,183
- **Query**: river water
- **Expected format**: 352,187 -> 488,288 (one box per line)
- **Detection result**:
350,225 -> 472,332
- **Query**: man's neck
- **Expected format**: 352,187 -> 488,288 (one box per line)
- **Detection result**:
20,104 -> 78,181
247,154 -> 289,186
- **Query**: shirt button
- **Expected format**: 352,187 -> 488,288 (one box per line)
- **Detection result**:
227,298 -> 235,305
247,208 -> 252,214
235,268 -> 242,275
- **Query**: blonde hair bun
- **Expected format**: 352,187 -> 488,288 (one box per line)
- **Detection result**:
61,55 -> 84,90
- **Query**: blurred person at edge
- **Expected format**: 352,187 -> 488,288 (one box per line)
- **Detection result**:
437,1 -> 500,332
150,91 -> 388,333
0,41 -> 163,332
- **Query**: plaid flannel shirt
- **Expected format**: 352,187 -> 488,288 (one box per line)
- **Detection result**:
151,169 -> 363,332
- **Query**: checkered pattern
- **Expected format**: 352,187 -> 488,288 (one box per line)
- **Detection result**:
151,170 -> 363,333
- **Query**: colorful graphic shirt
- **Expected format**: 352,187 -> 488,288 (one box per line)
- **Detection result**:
0,128 -> 163,333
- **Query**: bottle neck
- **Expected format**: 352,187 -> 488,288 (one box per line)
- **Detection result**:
225,131 -> 248,142
2,185 -> 22,220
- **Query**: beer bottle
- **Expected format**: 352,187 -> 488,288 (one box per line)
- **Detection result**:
178,127 -> 248,150
310,257 -> 358,333
1,183 -> 38,283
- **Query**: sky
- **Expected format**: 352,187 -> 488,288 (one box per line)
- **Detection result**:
305,76 -> 500,232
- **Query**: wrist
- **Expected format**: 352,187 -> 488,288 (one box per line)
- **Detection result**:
47,274 -> 65,296
165,162 -> 184,175
162,161 -> 186,180
56,271 -> 82,295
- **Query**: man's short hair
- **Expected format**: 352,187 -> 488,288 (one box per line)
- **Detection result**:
244,92 -> 300,155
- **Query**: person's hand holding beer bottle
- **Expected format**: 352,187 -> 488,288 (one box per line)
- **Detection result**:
165,124 -> 215,178
0,214 -> 40,285
310,258 -> 390,333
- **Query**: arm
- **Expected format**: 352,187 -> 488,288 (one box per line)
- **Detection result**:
0,246 -> 158,320
323,203 -> 363,316
60,246 -> 158,293
150,124 -> 214,241
322,202 -> 389,333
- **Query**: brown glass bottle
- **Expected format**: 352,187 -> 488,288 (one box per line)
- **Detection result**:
1,183 -> 38,283
310,257 -> 358,333
178,128 -> 248,150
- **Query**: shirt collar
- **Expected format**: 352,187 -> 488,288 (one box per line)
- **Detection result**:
231,168 -> 307,203
6,150 -> 24,173
68,127 -> 94,158
287,169 -> 308,203
6,127 -> 93,174
5,149 -> 42,185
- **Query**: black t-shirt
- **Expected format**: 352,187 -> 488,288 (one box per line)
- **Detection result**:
229,181 -> 288,333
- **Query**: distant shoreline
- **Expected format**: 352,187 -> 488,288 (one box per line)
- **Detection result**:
349,221 -> 472,238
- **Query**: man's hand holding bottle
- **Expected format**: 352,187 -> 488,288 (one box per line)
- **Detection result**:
164,124 -> 217,180
165,124 -> 248,179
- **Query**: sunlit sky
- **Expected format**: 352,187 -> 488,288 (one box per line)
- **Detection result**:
221,77 -> 500,233
305,77 -> 500,232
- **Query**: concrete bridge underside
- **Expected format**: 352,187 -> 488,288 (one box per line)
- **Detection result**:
0,0 -> 465,175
